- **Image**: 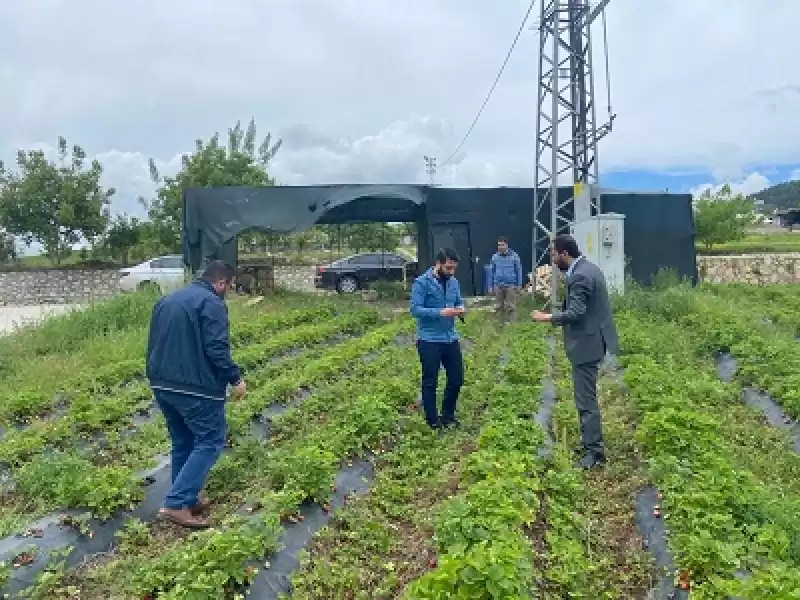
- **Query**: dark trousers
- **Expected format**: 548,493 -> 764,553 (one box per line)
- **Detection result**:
154,388 -> 227,509
571,360 -> 605,455
417,340 -> 464,426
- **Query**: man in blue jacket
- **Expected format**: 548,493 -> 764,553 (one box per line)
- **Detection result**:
489,237 -> 523,321
410,248 -> 465,429
146,260 -> 246,528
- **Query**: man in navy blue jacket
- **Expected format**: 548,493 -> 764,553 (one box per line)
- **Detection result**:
410,248 -> 465,429
489,236 -> 523,321
146,260 -> 246,528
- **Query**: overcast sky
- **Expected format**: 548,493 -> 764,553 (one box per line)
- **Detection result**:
1,0 -> 799,220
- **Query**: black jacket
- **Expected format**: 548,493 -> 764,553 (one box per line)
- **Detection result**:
146,279 -> 241,400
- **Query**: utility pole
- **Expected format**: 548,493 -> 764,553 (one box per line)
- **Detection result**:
424,155 -> 437,187
532,0 -> 615,306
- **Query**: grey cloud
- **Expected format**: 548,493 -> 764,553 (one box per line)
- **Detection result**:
1,0 -> 800,209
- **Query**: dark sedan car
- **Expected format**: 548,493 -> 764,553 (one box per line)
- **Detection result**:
314,251 -> 419,293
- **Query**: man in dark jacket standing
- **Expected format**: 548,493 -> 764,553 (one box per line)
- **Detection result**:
410,248 -> 466,430
146,260 -> 246,528
531,235 -> 619,469
489,236 -> 523,321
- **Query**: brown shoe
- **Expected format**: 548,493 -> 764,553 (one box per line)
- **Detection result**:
157,507 -> 211,529
189,491 -> 211,516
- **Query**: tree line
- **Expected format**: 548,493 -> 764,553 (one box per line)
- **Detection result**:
0,118 -> 415,268
2,115 -> 759,265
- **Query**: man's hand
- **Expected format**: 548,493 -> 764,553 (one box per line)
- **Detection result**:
441,306 -> 466,317
531,310 -> 551,323
230,380 -> 247,399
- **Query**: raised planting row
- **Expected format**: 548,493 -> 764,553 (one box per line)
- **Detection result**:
0,303 -> 360,425
701,282 -> 800,335
285,317 -> 504,598
401,322 -> 552,598
0,315 -> 386,553
20,315 -> 465,598
615,305 -> 800,597
228,304 -> 338,346
0,314 -> 403,555
0,308 -> 380,474
0,315 -> 417,598
225,317 -> 415,436
548,346 -> 655,599
623,284 -> 800,421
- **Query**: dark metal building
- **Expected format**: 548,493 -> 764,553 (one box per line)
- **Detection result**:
182,185 -> 697,296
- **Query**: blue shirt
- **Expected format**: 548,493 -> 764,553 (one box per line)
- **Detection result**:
409,268 -> 464,343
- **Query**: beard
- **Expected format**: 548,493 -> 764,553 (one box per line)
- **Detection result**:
555,259 -> 569,272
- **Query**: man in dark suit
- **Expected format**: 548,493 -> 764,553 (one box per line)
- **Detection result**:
531,234 -> 619,469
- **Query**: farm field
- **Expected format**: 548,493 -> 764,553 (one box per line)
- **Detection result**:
0,283 -> 799,598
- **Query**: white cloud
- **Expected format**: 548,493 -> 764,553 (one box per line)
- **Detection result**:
690,172 -> 772,198
0,0 -> 799,210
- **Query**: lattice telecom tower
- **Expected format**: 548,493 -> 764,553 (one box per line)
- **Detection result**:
532,0 -> 615,305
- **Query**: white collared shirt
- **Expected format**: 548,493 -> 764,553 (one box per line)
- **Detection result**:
565,255 -> 583,278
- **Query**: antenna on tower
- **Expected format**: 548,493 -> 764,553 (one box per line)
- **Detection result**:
424,155 -> 437,187
532,0 -> 616,305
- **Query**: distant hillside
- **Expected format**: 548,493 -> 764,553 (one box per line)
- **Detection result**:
753,180 -> 800,209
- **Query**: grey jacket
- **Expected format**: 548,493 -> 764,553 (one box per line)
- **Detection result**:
550,257 -> 620,365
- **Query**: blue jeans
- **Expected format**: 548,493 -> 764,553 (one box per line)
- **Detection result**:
417,340 -> 464,427
154,389 -> 227,510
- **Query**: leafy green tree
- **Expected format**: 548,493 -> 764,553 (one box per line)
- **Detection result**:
102,215 -> 143,264
344,223 -> 402,253
144,118 -> 282,252
0,137 -> 113,264
694,184 -> 755,250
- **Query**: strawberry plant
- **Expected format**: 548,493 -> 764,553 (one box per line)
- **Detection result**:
616,296 -> 800,595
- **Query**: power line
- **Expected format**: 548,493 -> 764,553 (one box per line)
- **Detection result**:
441,0 -> 537,168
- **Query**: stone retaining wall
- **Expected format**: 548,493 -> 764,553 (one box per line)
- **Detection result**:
0,266 -> 316,306
4,256 -> 793,305
0,269 -> 120,306
697,253 -> 800,284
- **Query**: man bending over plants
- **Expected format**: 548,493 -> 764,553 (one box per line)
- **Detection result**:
146,260 -> 247,528
410,247 -> 466,430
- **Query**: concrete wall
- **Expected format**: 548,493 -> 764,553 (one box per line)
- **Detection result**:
697,253 -> 800,284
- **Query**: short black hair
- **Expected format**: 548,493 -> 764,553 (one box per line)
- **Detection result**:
552,234 -> 581,258
435,247 -> 460,263
497,236 -> 508,244
202,260 -> 236,283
